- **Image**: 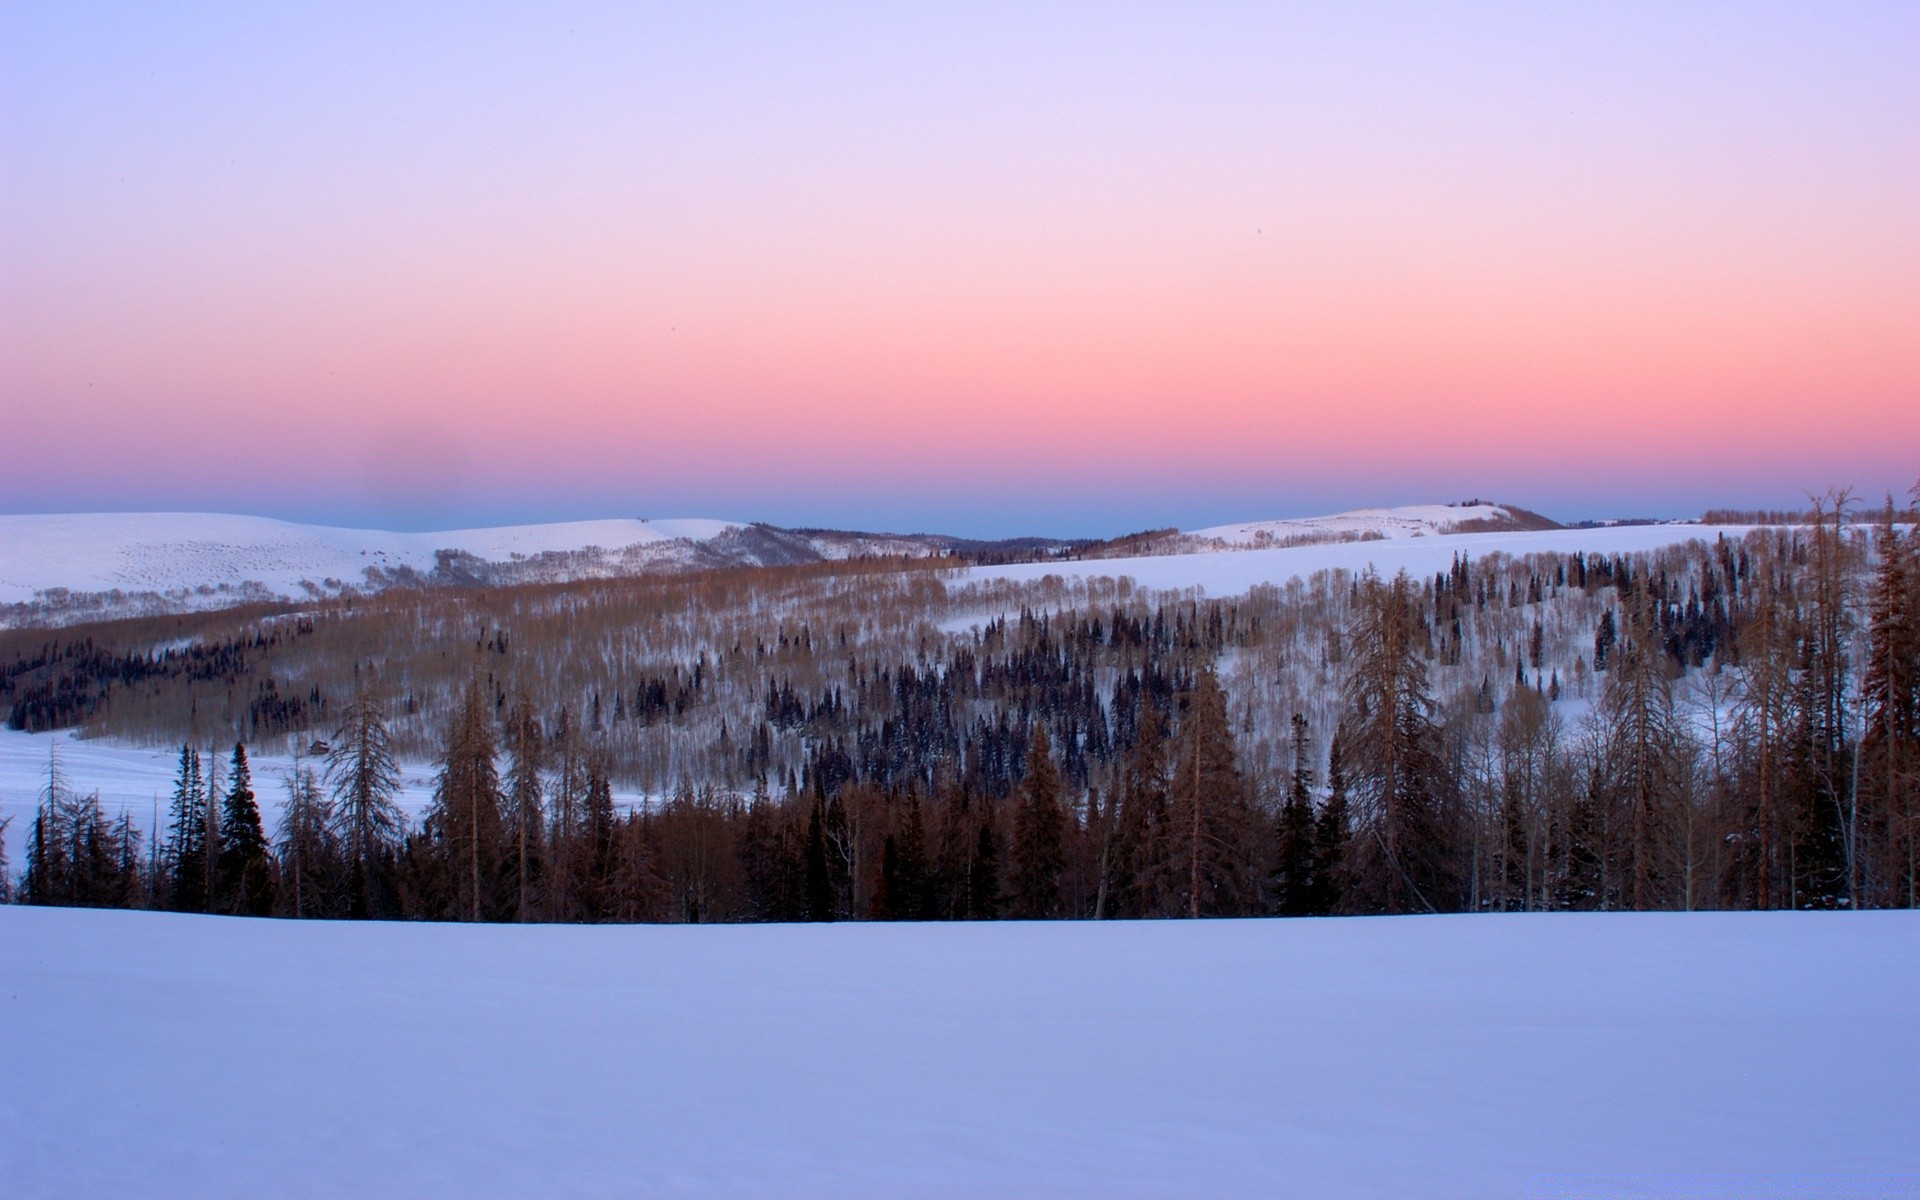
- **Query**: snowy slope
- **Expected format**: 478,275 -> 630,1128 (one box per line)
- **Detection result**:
963,523 -> 1739,601
1187,502 -> 1540,546
0,512 -> 744,605
4,906 -> 1914,1199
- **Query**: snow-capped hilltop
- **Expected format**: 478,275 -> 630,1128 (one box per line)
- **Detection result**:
1187,502 -> 1559,548
0,512 -> 882,625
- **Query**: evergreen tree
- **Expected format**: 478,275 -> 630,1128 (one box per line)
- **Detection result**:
165,745 -> 209,912
216,743 -> 275,916
804,797 -> 835,921
1167,667 -> 1255,917
1342,573 -> 1450,914
428,679 -> 506,921
1311,724 -> 1351,914
968,812 -> 1001,920
1008,726 -> 1066,918
1108,696 -> 1170,918
1861,497 -> 1919,906
1272,714 -> 1318,915
276,760 -> 338,918
502,694 -> 546,922
326,695 -> 405,919
1603,591 -> 1683,910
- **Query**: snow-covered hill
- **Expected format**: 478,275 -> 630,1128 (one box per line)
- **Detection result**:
0,512 -> 963,624
1186,501 -> 1556,548
963,522 -> 1735,603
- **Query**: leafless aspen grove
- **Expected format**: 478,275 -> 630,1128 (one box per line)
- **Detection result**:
7,494 -> 1918,924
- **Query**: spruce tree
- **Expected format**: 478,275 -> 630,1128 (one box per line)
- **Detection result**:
326,695 -> 405,919
502,694 -> 546,922
804,797 -> 835,921
216,743 -> 275,916
1167,667 -> 1254,917
428,679 -> 507,921
1341,573 -> 1449,914
165,745 -> 208,912
1311,724 -> 1351,914
968,812 -> 1001,919
277,761 -> 338,918
1272,713 -> 1318,915
1862,497 -> 1918,906
1008,726 -> 1066,919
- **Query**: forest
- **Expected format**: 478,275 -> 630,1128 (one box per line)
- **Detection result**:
5,490 -> 1917,922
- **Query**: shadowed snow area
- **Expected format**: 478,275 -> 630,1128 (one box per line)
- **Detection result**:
4,908 -> 1915,1199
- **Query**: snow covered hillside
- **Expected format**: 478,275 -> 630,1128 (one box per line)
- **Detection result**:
5,906 -> 1913,1199
962,522 -> 1744,602
1186,501 -> 1556,547
0,512 -> 740,603
0,512 -> 960,624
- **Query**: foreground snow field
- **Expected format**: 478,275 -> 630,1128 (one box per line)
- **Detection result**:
4,909 -> 1915,1199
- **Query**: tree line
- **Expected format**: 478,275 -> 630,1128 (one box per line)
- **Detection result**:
9,487 -> 1917,920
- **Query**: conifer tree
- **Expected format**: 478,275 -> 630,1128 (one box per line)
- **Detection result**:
804,796 -> 835,921
1311,724 -> 1351,915
1272,713 -> 1318,915
165,745 -> 208,912
1342,573 -> 1449,914
216,743 -> 275,916
1108,697 -> 1169,918
1602,591 -> 1682,910
1862,496 -> 1918,906
429,678 -> 507,921
1167,667 -> 1254,917
502,694 -> 546,922
1008,726 -> 1067,918
277,760 -> 337,918
326,695 -> 405,918
968,811 -> 1001,919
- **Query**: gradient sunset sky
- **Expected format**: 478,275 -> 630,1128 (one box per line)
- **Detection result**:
4,3 -> 1915,536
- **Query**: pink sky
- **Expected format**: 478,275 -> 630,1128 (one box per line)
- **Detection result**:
4,4 -> 1915,534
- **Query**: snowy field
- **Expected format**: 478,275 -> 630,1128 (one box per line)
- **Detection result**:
0,726 -> 657,861
3,908 -> 1914,1199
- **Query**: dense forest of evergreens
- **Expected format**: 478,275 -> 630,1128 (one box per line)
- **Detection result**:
5,490 -> 1916,920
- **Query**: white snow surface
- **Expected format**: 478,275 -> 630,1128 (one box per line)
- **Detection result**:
3,906 -> 1914,1198
963,524 -> 1741,600
0,727 -> 651,853
0,512 -> 745,604
1187,502 -> 1519,545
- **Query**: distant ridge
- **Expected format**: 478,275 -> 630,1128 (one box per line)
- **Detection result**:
0,502 -> 1557,626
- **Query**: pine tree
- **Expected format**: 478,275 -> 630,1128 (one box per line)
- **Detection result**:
1167,667 -> 1254,917
428,679 -> 506,921
277,760 -> 338,918
1861,496 -> 1919,906
1272,714 -> 1317,915
1342,573 -> 1449,914
1008,726 -> 1067,918
326,694 -> 405,919
216,743 -> 275,916
1602,590 -> 1682,910
968,811 -> 1001,919
1311,724 -> 1351,915
804,797 -> 835,921
1108,696 -> 1169,918
502,693 -> 546,922
165,745 -> 209,912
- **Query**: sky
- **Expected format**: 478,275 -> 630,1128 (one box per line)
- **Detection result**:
3,3 -> 1916,538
